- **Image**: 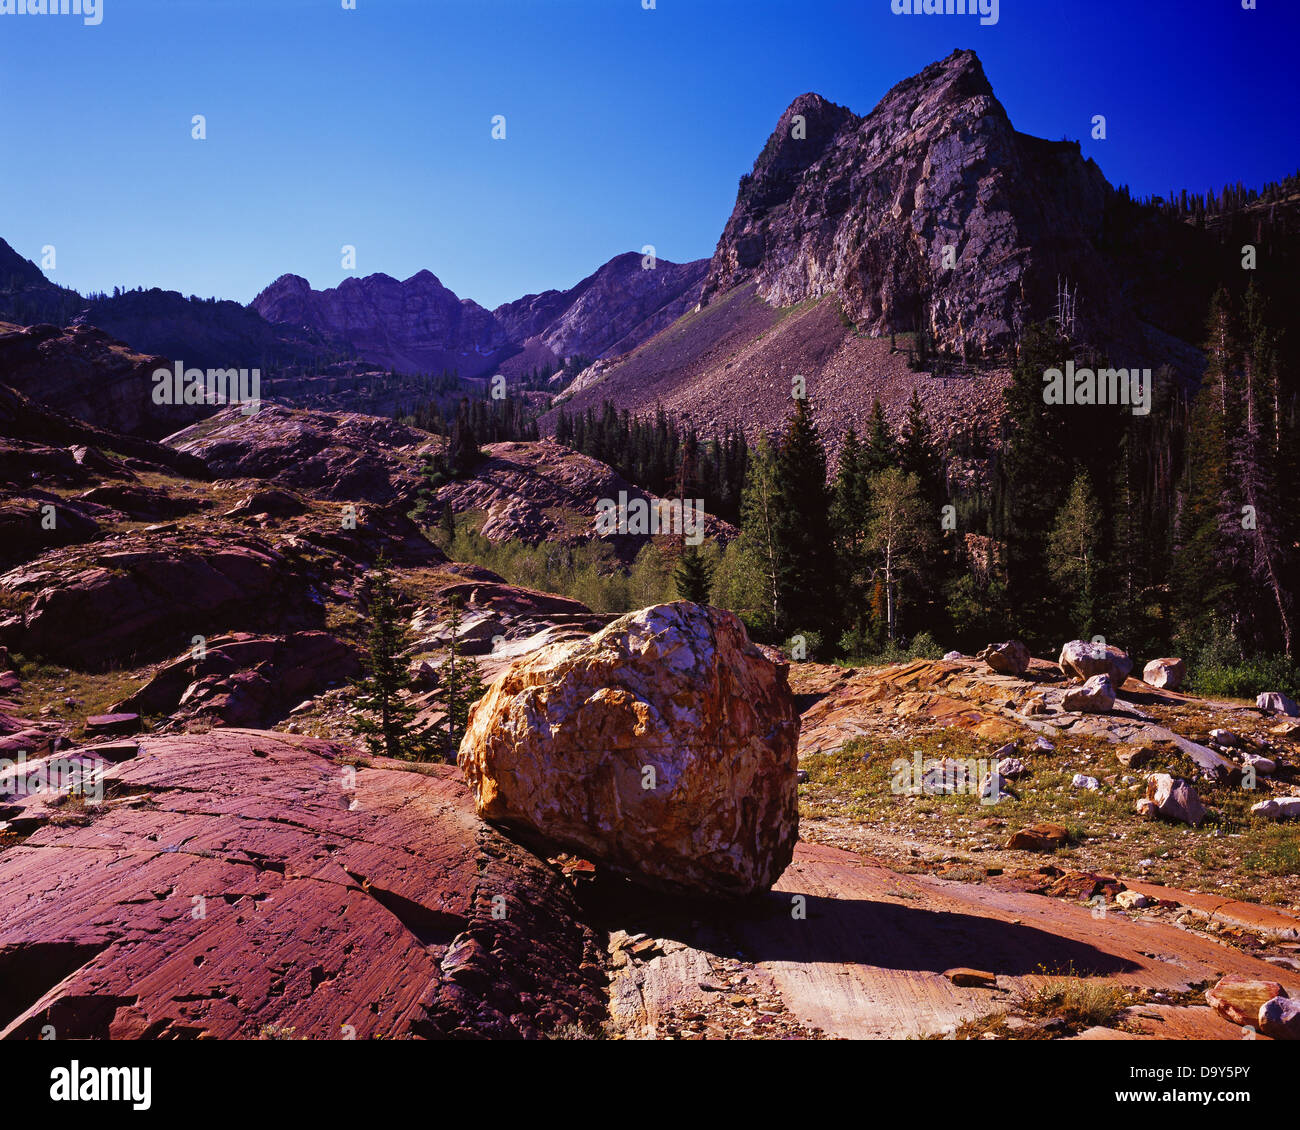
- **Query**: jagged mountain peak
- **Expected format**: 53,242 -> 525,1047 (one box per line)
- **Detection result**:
702,49 -> 1118,357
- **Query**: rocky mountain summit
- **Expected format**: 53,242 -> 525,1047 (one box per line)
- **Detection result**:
702,49 -> 1131,357
253,269 -> 511,378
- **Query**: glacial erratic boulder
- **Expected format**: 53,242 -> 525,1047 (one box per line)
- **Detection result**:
1142,657 -> 1185,690
1206,974 -> 1286,1029
1062,673 -> 1116,713
1139,774 -> 1206,826
1059,640 -> 1132,686
977,639 -> 1030,677
458,601 -> 800,897
1251,796 -> 1300,821
1258,692 -> 1300,717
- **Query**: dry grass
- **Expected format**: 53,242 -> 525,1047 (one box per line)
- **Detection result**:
799,726 -> 1300,906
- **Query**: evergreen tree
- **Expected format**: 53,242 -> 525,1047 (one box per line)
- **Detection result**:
772,398 -> 835,636
351,555 -> 432,761
1172,288 -> 1239,650
674,545 -> 716,604
1047,471 -> 1104,635
863,399 -> 896,475
898,390 -> 944,504
447,401 -> 482,477
736,435 -> 783,634
832,427 -> 873,647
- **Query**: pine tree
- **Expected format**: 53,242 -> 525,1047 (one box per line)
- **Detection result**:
898,390 -> 944,504
674,545 -> 716,604
736,435 -> 783,634
832,427 -> 873,646
351,555 -> 432,761
1230,284 -> 1293,654
447,401 -> 481,478
773,398 -> 835,636
863,399 -> 896,475
1047,471 -> 1104,635
1172,289 -> 1239,650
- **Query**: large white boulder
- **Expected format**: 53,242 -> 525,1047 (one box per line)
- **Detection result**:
458,602 -> 800,897
1059,640 -> 1133,686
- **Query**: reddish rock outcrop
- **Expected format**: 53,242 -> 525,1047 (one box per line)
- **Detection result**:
0,322 -> 205,439
433,439 -> 736,555
114,631 -> 359,729
0,533 -> 324,667
0,730 -> 606,1039
167,403 -> 430,503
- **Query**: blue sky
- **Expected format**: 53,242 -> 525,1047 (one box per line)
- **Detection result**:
1,0 -> 1295,309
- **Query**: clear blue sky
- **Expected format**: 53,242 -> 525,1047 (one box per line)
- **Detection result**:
1,0 -> 1295,309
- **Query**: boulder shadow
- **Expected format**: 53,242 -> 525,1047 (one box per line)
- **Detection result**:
729,891 -> 1144,977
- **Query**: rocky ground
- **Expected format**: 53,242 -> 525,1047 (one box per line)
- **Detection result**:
0,380 -> 1296,1041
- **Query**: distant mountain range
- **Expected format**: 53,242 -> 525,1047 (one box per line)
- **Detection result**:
0,235 -> 707,381
251,251 -> 708,378
2,48 -> 1295,444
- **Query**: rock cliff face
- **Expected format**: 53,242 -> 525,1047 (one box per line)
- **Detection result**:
701,49 -> 1125,357
0,322 -> 206,439
493,252 -> 708,364
0,239 -> 81,326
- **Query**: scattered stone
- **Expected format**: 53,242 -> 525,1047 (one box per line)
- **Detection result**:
1257,692 -> 1300,717
1062,674 -> 1116,714
1116,744 -> 1159,769
978,640 -> 1030,677
1251,796 -> 1300,821
1021,693 -> 1048,716
1044,871 -> 1122,901
1205,974 -> 1286,1028
1115,890 -> 1151,910
978,772 -> 1014,802
1258,995 -> 1300,1041
1058,640 -> 1133,686
1240,751 -> 1276,776
1271,720 -> 1300,739
1142,774 -> 1206,826
83,712 -> 140,738
1006,823 -> 1070,852
945,968 -> 997,988
1142,657 -> 1185,690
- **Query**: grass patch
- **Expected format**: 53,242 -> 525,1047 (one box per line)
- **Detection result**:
1014,975 -> 1131,1032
